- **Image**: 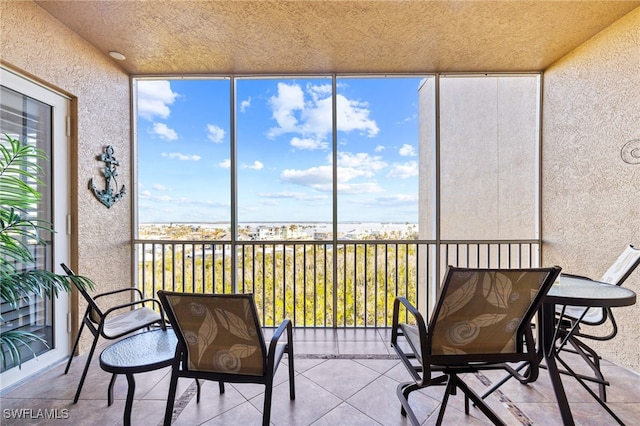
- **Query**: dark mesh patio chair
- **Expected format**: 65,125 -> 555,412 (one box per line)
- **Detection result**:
61,263 -> 165,403
391,266 -> 561,425
554,244 -> 640,401
157,291 -> 295,426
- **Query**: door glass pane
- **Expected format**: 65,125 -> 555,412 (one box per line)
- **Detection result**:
0,85 -> 54,372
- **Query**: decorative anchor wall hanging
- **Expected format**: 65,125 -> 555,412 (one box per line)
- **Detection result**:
89,145 -> 126,208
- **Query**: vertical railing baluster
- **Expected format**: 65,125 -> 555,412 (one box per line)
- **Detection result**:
135,239 -> 539,329
384,243 -> 389,328
363,243 -> 368,327
261,243 -> 265,325
303,243 -> 307,326
374,243 -> 378,327
292,243 -> 296,326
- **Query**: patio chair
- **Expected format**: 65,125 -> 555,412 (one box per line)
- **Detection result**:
60,263 -> 165,403
157,291 -> 295,426
391,266 -> 561,425
554,244 -> 640,401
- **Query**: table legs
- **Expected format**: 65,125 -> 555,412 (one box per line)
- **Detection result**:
541,303 -> 575,426
124,373 -> 136,426
107,373 -> 117,406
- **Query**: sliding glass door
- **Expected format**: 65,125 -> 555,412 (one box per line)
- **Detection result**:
0,67 -> 71,389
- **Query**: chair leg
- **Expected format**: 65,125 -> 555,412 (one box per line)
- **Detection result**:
480,361 -> 530,400
163,370 -> 179,426
288,344 -> 295,400
435,376 -> 457,425
396,382 -> 421,426
568,336 -> 608,401
263,381 -> 273,426
72,333 -> 100,403
64,320 -> 86,374
219,381 -> 225,394
457,377 -> 506,426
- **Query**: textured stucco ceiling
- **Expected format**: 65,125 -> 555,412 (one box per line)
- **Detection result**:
35,0 -> 640,75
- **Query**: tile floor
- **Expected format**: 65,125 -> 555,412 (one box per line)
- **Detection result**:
2,328 -> 640,425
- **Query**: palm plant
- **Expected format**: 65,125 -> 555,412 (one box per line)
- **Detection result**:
0,134 -> 94,369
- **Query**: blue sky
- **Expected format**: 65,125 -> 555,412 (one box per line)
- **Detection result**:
136,77 -> 422,224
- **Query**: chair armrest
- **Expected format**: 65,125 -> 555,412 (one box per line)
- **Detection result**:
391,297 -> 430,385
573,307 -> 618,341
101,298 -> 163,318
94,286 -> 145,300
266,319 -> 292,374
391,297 -> 425,345
268,318 -> 292,354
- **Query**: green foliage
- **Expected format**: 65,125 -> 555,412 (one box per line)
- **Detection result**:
139,241 -> 418,328
0,134 -> 94,370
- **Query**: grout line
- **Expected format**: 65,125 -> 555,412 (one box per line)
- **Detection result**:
294,354 -> 399,360
474,372 -> 533,426
160,379 -> 199,426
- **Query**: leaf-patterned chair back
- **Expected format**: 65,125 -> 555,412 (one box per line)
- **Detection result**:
162,293 -> 267,376
429,268 -> 551,356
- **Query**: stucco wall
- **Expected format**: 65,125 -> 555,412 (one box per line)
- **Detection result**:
1,1 -> 132,353
542,7 -> 640,371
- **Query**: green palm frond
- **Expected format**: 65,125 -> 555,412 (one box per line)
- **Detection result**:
0,331 -> 47,370
0,135 -> 46,209
1,134 -> 95,369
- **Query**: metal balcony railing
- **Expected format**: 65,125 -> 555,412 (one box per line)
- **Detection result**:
134,239 -> 539,328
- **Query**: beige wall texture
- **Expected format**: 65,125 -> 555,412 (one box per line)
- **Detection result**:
542,7 -> 640,371
1,1 -> 132,353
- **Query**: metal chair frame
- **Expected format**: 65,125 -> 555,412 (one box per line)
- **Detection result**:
391,266 -> 561,425
61,263 -> 165,403
157,291 -> 295,426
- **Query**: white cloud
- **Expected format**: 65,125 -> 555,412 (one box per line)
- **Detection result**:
138,192 -> 230,209
308,83 -> 332,98
266,82 -> 379,140
219,159 -> 231,168
139,190 -> 151,197
152,184 -> 166,191
337,182 -> 384,194
397,114 -> 417,124
281,166 -> 332,189
257,191 -> 327,201
336,152 -> 386,174
352,194 -> 418,206
280,164 -> 382,193
399,144 -> 416,157
387,161 -> 418,179
152,122 -> 178,141
207,124 -> 225,143
335,94 -> 379,137
137,80 -> 178,121
240,97 -> 251,112
375,145 -> 385,152
161,152 -> 201,161
290,137 -> 328,150
268,83 -> 305,137
377,194 -> 418,204
244,160 -> 264,170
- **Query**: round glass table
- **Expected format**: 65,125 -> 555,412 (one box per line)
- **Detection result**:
99,328 -> 177,426
541,275 -> 636,425
546,275 -> 636,307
